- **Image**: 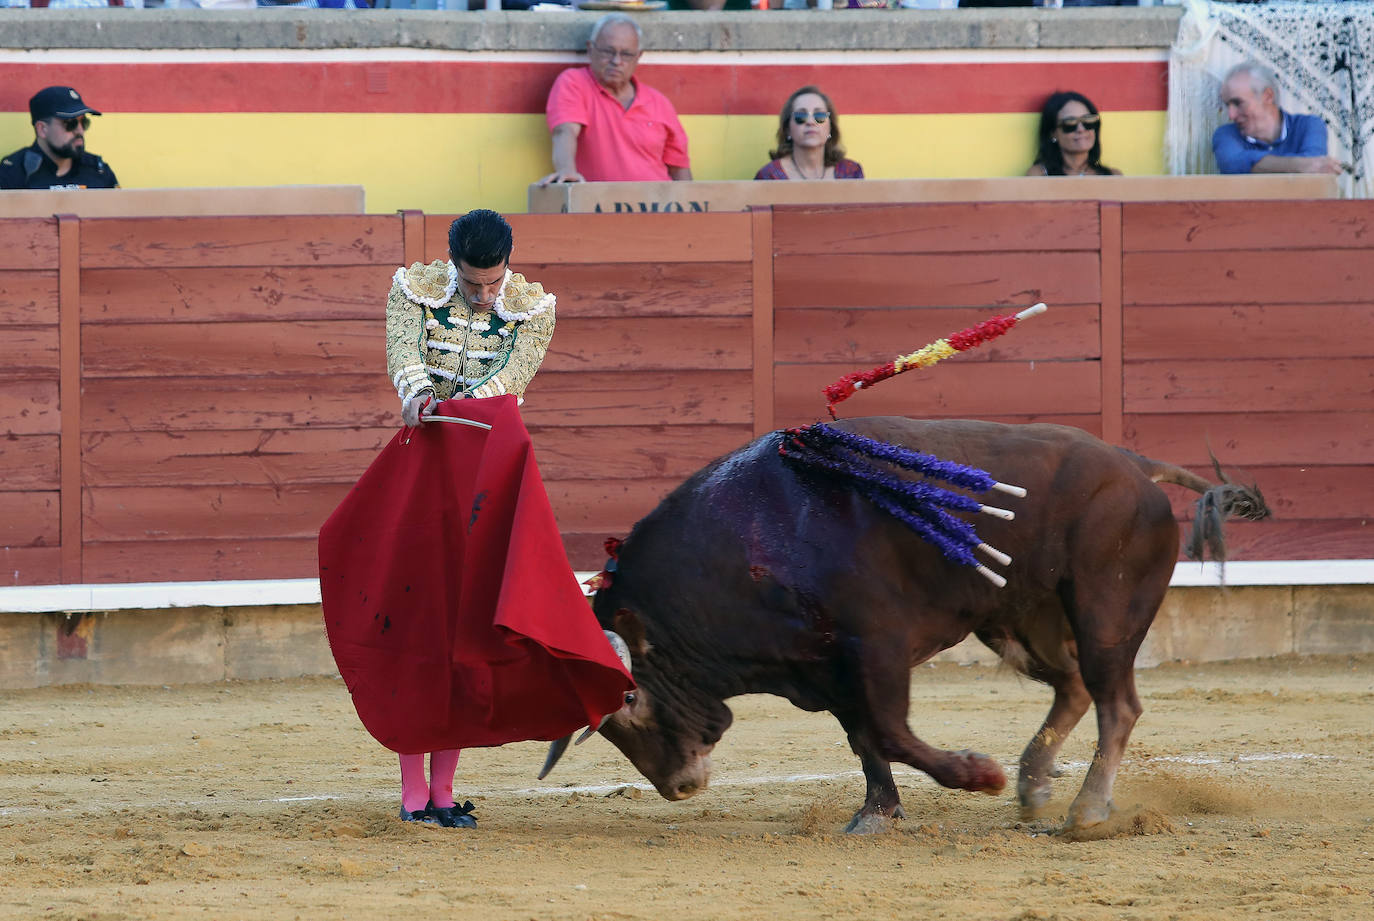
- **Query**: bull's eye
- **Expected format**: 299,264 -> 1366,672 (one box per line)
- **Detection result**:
624,692 -> 637,706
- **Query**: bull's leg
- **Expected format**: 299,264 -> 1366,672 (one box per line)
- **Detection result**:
835,648 -> 1006,834
978,626 -> 1093,818
1060,560 -> 1170,830
1017,670 -> 1092,818
840,730 -> 906,835
1053,482 -> 1176,833
1064,647 -> 1143,830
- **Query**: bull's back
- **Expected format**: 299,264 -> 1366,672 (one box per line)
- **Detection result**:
827,417 -> 1180,580
612,417 -> 1177,605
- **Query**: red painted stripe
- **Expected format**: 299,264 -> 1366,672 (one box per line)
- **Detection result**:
0,60 -> 1166,116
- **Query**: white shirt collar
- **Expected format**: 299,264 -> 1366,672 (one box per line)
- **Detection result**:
1244,111 -> 1288,146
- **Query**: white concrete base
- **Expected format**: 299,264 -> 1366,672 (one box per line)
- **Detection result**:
1,574 -> 1371,689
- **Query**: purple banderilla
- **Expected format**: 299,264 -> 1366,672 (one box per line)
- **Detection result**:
778,424 -> 1003,571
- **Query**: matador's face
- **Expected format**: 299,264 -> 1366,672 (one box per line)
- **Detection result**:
456,259 -> 507,309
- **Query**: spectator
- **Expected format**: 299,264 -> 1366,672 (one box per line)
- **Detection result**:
538,13 -> 692,185
1212,62 -> 1343,176
1026,91 -> 1121,177
754,86 -> 863,181
0,86 -> 119,191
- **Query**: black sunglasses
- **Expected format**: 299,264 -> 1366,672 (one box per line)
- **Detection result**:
791,110 -> 830,126
57,116 -> 91,132
1057,115 -> 1100,133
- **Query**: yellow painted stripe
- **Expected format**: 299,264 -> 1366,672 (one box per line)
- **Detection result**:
1,111 -> 1168,215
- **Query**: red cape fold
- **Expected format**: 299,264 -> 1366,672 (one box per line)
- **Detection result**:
319,395 -> 634,755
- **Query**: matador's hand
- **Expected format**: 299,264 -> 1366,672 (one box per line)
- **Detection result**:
402,390 -> 435,428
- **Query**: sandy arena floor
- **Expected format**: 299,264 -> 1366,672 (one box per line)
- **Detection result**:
1,655 -> 1371,921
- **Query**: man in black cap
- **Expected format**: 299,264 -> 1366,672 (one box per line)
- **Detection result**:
0,86 -> 119,191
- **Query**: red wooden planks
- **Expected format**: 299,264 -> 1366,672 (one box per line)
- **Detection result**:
772,202 -> 1101,255
1124,412 -> 1374,467
773,252 -> 1101,309
80,216 -> 404,269
82,538 -> 320,583
0,435 -> 59,491
526,263 -> 753,318
545,477 -> 683,532
0,492 -> 58,546
82,484 -> 350,542
529,424 -> 750,481
1123,250 -> 1374,306
1124,303 -> 1374,360
0,546 -> 61,586
1159,465 -> 1374,522
0,381 -> 59,436
82,321 -> 382,378
543,316 -> 752,372
775,361 -> 1100,424
520,371 -> 754,427
774,305 -> 1099,364
81,266 -> 390,323
0,327 -> 59,379
496,214 -> 753,265
81,427 -> 396,488
81,375 -> 395,433
1166,519 -> 1374,562
1125,358 -> 1374,414
1123,201 -> 1374,252
0,219 -> 57,271
0,271 -> 58,325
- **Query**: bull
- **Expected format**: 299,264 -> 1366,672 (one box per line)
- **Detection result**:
541,418 -> 1269,834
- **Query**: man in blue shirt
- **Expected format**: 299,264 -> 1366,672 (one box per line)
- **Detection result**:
1212,62 -> 1344,176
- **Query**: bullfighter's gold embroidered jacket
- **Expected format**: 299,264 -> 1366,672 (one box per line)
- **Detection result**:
385,260 -> 555,418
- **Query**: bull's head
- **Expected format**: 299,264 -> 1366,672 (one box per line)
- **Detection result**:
538,607 -> 732,802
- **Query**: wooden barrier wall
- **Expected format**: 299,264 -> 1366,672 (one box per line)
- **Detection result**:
1,201 -> 1370,586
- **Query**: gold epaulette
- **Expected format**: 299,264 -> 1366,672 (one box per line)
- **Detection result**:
394,260 -> 458,309
496,272 -> 554,322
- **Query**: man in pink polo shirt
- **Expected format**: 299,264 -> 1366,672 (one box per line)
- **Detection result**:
538,13 -> 692,185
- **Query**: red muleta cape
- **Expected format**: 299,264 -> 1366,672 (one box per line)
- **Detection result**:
319,395 -> 633,755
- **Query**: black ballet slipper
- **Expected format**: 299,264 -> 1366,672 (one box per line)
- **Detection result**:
427,799 -> 477,829
399,805 -> 437,824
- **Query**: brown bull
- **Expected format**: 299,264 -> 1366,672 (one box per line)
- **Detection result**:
542,418 -> 1269,834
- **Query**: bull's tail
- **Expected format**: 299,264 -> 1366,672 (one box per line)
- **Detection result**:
1121,449 -> 1271,562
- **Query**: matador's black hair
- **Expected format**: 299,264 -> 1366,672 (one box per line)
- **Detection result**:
448,209 -> 513,269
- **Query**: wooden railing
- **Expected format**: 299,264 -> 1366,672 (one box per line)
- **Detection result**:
1,200 -> 1370,585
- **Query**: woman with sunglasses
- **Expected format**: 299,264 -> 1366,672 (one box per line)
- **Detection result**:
1026,91 -> 1121,178
754,86 -> 864,181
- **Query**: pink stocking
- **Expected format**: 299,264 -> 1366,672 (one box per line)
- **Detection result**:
428,749 -> 461,809
398,753 -> 430,813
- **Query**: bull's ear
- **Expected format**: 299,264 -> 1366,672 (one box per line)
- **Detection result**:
613,608 -> 650,657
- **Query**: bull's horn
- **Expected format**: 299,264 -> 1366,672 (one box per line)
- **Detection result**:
538,734 -> 573,780
537,630 -> 633,778
605,630 -> 632,673
575,714 -> 610,746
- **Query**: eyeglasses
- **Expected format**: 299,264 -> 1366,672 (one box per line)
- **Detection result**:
591,46 -> 640,63
1057,115 -> 1100,133
791,110 -> 831,126
55,116 -> 91,132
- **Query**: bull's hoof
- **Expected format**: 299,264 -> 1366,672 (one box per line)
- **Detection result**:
1017,792 -> 1054,821
843,805 -> 905,835
1017,778 -> 1054,818
1061,798 -> 1113,835
957,750 -> 1007,794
